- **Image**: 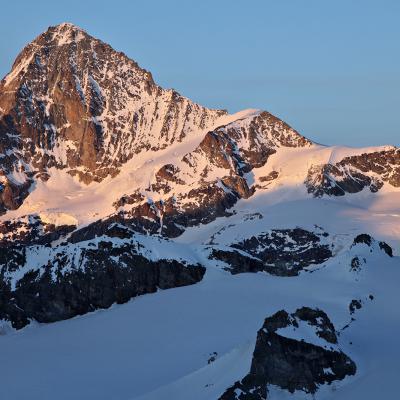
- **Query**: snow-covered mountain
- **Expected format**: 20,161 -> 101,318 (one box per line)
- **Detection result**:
0,23 -> 399,400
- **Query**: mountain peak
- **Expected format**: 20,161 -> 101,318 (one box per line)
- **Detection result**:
41,22 -> 90,47
0,23 -> 228,193
1,23 -> 92,88
52,22 -> 83,31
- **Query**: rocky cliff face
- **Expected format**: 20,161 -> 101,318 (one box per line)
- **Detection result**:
0,23 -> 226,212
0,241 -> 205,329
0,217 -> 205,329
210,228 -> 333,276
305,147 -> 400,197
219,307 -> 356,399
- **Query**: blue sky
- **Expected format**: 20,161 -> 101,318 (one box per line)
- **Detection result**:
1,0 -> 399,146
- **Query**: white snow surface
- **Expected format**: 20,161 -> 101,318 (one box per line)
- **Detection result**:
0,108 -> 259,226
0,108 -> 399,399
0,242 -> 399,400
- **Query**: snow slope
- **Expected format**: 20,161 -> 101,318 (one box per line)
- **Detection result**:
0,239 -> 398,400
0,109 -> 259,227
1,125 -> 399,253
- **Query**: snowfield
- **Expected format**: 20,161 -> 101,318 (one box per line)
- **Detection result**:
0,237 -> 399,400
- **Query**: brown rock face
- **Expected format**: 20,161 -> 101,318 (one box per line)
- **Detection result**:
196,111 -> 311,173
305,148 -> 400,196
0,23 -> 226,211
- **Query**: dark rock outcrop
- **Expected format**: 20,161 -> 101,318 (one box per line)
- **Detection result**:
0,214 -> 76,246
350,256 -> 363,272
353,233 -> 373,246
0,239 -> 205,329
219,307 -> 356,399
352,233 -> 393,257
349,299 -> 362,314
211,228 -> 332,276
305,148 -> 400,197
